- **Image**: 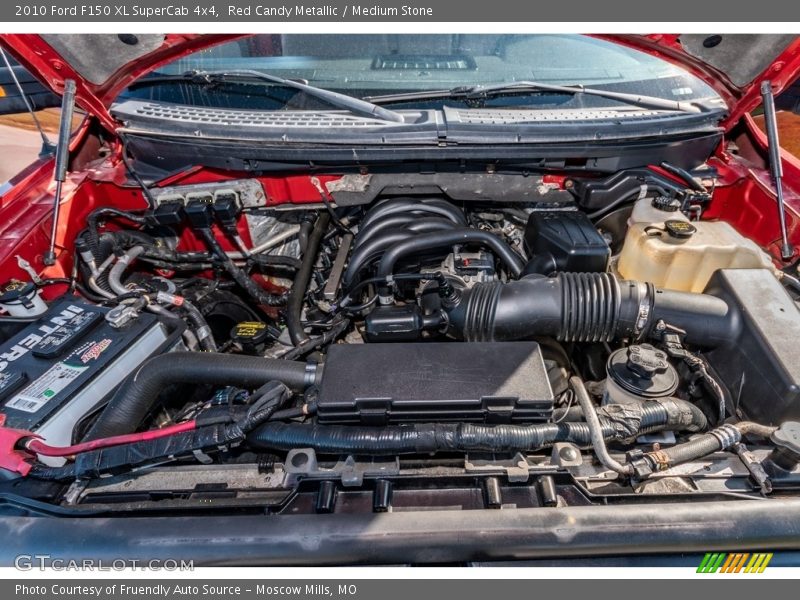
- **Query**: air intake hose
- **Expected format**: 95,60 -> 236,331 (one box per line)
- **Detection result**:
443,272 -> 738,346
83,353 -> 318,441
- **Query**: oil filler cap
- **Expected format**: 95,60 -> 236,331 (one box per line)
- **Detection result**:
664,219 -> 696,239
230,321 -> 277,354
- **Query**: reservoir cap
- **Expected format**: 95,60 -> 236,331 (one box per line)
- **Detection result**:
664,219 -> 697,239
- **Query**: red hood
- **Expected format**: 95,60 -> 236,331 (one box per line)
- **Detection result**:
1,33 -> 800,132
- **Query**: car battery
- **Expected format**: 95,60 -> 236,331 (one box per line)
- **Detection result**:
0,298 -> 174,465
317,341 -> 554,425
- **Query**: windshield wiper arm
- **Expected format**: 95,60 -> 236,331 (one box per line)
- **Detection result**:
131,69 -> 406,123
365,81 -> 705,113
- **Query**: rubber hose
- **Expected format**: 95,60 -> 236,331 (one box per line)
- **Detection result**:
655,433 -> 725,467
444,272 -> 737,346
83,352 -> 315,441
641,421 -> 776,473
376,229 -> 525,280
287,212 -> 331,346
297,220 -> 313,255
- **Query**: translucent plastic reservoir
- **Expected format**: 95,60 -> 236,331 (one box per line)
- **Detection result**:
617,218 -> 776,293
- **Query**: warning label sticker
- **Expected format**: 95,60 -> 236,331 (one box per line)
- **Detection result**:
5,362 -> 88,413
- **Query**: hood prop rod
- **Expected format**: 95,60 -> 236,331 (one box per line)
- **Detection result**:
760,80 -> 794,261
43,79 -> 77,266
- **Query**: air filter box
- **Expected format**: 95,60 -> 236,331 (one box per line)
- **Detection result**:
317,341 -> 554,425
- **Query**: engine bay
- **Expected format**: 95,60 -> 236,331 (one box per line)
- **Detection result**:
2,161 -> 800,516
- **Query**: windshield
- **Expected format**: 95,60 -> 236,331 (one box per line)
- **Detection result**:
120,34 -> 721,112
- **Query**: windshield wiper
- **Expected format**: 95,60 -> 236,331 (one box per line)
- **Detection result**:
129,69 -> 406,123
364,81 -> 706,113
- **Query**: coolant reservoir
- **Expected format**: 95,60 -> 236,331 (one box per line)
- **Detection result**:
617,198 -> 775,293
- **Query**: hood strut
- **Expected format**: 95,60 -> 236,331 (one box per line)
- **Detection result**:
43,79 -> 77,267
760,80 -> 794,261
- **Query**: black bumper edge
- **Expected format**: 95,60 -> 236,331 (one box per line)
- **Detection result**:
2,499 -> 800,566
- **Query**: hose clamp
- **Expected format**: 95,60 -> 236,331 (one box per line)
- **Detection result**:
709,424 -> 742,449
303,362 -> 319,387
634,282 -> 653,336
648,450 -> 671,471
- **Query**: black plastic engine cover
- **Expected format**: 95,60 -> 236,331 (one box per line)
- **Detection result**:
704,269 -> 800,425
317,342 -> 554,425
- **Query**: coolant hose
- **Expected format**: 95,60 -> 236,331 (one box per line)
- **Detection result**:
287,212 -> 331,346
83,352 -> 318,441
297,220 -> 313,254
247,396 -> 705,456
376,229 -> 525,281
443,272 -> 737,346
633,421 -> 777,476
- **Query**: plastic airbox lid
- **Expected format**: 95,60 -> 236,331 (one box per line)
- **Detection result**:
317,341 -> 554,425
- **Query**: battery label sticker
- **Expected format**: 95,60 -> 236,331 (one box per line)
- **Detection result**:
4,336 -> 116,413
5,361 -> 87,413
32,310 -> 102,359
